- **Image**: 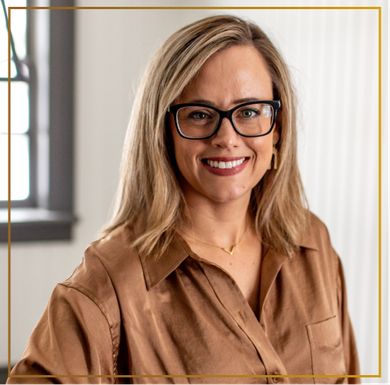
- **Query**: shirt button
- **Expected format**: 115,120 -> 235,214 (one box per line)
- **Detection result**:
271,373 -> 282,383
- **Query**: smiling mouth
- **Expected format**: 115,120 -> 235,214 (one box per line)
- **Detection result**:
204,157 -> 246,169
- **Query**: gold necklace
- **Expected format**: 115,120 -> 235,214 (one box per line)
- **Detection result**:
182,224 -> 249,256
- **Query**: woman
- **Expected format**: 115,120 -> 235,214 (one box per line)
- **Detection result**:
8,15 -> 359,384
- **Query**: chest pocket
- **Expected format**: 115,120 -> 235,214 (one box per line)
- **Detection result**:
306,315 -> 347,383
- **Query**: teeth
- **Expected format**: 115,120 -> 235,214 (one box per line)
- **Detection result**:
206,158 -> 245,169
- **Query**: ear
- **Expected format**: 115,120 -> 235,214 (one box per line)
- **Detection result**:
272,124 -> 280,145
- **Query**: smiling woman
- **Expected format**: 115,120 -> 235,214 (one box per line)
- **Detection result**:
168,46 -> 278,208
8,15 -> 360,384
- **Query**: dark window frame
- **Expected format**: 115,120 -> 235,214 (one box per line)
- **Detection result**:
0,1 -> 76,242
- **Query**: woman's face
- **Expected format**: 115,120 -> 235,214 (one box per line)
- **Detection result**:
169,45 -> 279,206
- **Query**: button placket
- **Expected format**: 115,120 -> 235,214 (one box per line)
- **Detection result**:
199,259 -> 289,379
259,299 -> 268,333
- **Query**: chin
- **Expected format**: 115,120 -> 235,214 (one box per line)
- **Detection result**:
203,188 -> 251,204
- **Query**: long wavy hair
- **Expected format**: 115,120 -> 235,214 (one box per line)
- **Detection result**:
100,15 -> 308,258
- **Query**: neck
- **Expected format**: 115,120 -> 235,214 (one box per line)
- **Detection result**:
182,193 -> 253,247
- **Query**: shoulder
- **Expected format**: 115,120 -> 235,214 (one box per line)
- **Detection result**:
300,211 -> 335,253
67,225 -> 142,286
53,225 -> 147,339
62,225 -> 146,316
295,211 -> 340,282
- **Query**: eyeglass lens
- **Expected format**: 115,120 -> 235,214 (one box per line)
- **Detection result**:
176,103 -> 274,138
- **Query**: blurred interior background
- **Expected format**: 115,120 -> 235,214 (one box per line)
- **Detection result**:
0,0 -> 388,382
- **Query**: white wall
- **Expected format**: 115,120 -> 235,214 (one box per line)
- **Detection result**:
1,0 -> 387,382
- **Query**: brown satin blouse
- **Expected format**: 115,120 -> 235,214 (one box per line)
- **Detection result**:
8,213 -> 360,384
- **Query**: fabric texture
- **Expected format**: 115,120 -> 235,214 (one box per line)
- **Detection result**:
8,212 -> 360,384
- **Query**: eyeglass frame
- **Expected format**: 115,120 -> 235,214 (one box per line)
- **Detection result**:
167,100 -> 281,140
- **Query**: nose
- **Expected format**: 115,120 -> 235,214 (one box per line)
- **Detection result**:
210,117 -> 240,148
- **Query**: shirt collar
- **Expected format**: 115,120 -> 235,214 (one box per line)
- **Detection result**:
139,232 -> 191,290
299,216 -> 320,251
139,220 -> 319,290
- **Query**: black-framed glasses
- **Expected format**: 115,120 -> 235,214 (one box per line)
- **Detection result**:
167,100 -> 281,140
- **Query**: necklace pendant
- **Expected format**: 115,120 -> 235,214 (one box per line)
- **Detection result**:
222,246 -> 236,255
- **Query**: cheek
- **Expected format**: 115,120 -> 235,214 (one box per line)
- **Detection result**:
171,131 -> 200,178
248,137 -> 274,161
175,150 -> 192,179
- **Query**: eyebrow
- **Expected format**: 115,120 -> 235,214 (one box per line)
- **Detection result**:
187,97 -> 263,107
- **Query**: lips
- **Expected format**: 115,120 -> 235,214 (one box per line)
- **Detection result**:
206,158 -> 245,169
201,157 -> 249,176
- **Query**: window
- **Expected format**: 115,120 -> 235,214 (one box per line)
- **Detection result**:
0,0 -> 76,242
0,0 -> 30,205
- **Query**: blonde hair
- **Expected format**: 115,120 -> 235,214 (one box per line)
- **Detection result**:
100,15 -> 308,257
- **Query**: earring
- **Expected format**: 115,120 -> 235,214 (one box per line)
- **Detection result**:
273,146 -> 278,169
267,146 -> 278,170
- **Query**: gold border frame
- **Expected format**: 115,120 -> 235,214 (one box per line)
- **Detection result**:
7,5 -> 382,380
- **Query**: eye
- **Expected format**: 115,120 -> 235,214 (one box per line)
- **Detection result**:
240,108 -> 259,118
189,111 -> 209,120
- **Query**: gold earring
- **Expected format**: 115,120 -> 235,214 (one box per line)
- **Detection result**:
273,147 -> 278,169
268,146 -> 278,170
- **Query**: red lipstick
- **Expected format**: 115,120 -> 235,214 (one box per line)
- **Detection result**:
202,157 -> 249,176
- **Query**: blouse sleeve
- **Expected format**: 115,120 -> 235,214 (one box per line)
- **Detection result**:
7,283 -> 118,384
337,256 -> 361,383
